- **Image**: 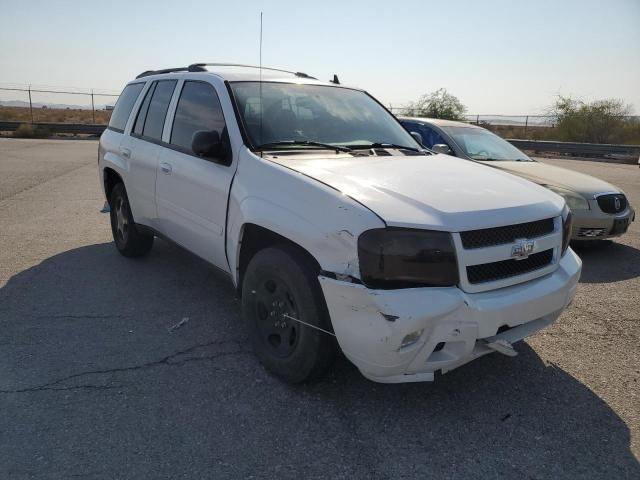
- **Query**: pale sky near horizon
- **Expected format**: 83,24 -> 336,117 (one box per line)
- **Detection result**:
0,0 -> 638,114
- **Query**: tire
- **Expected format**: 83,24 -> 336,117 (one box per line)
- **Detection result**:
241,245 -> 337,383
109,183 -> 154,257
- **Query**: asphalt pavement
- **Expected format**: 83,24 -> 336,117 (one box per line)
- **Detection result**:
0,138 -> 638,479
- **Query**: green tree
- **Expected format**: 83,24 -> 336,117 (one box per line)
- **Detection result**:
406,88 -> 467,121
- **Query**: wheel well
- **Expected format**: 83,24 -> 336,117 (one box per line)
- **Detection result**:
103,167 -> 123,204
237,224 -> 321,294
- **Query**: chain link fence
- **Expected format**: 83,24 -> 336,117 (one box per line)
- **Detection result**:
1,86 -> 638,144
0,85 -> 120,125
388,106 -> 640,143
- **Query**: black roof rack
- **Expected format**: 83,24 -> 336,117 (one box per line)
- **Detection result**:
136,63 -> 317,80
135,65 -> 207,79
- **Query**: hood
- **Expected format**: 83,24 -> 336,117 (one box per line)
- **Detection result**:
269,153 -> 565,231
484,160 -> 621,198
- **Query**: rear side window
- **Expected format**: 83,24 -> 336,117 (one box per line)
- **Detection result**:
170,81 -> 226,152
133,83 -> 155,136
133,80 -> 176,141
108,83 -> 144,132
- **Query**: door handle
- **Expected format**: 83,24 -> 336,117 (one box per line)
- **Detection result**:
120,147 -> 131,159
160,162 -> 172,174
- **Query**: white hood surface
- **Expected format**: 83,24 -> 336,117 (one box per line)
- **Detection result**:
484,160 -> 622,198
270,153 -> 565,231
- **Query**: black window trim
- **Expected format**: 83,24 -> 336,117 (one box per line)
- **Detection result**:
106,81 -> 146,134
128,79 -> 233,166
130,79 -> 177,143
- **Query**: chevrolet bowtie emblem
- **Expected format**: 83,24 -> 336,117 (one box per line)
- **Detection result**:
511,239 -> 536,260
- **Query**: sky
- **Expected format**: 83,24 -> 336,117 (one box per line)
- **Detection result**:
0,0 -> 638,114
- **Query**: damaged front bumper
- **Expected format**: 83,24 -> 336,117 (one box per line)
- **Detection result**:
319,248 -> 582,383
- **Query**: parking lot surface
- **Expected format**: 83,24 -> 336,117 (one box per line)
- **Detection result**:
1,138 -> 638,479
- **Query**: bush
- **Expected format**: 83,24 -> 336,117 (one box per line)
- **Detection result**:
406,88 -> 467,121
12,123 -> 51,139
549,96 -> 639,144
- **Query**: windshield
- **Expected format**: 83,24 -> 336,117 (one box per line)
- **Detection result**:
229,82 -> 420,150
442,126 -> 532,161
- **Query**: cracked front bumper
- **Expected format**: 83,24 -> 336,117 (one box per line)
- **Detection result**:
319,248 -> 581,383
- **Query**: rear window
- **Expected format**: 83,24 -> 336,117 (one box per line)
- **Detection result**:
108,83 -> 144,132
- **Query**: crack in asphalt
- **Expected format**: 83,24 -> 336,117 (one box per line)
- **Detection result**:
0,339 -> 251,394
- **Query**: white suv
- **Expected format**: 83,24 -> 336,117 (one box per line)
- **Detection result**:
99,63 -> 581,383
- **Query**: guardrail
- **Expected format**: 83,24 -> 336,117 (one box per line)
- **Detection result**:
507,139 -> 640,158
0,121 -> 106,135
1,120 -> 639,159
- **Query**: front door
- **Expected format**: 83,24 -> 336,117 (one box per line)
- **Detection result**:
155,80 -> 235,270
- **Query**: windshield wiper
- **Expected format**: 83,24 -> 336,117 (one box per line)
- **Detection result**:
255,140 -> 352,153
350,142 -> 423,153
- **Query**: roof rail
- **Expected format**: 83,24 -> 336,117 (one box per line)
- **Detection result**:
188,63 -> 317,80
135,63 -> 317,80
135,65 -> 207,79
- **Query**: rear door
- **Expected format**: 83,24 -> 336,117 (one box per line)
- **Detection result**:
120,79 -> 177,226
100,82 -> 145,200
155,79 -> 234,270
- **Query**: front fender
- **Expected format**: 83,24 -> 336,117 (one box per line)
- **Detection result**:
225,154 -> 384,286
228,197 -> 362,284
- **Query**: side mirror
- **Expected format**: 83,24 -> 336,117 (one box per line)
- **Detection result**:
192,130 -> 221,159
431,143 -> 452,155
410,131 -> 424,146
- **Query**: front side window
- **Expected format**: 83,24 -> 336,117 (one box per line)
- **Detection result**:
403,122 -> 448,149
138,80 -> 177,141
442,126 -> 531,161
170,81 -> 226,152
108,83 -> 144,132
229,82 -> 419,150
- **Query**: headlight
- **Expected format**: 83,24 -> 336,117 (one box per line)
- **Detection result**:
545,185 -> 589,211
561,206 -> 573,255
358,228 -> 458,289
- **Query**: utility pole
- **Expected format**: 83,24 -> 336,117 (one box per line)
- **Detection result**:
28,85 -> 34,124
91,89 -> 95,124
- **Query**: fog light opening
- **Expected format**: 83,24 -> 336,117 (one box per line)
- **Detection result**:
400,330 -> 424,349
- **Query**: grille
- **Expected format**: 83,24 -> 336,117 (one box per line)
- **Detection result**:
460,218 -> 555,249
597,194 -> 627,214
577,227 -> 606,238
467,249 -> 554,284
